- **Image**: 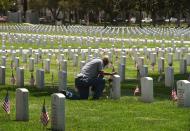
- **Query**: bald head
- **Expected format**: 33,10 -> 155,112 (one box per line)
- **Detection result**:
102,56 -> 109,67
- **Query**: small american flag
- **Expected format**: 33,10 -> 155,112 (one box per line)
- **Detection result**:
171,89 -> 178,101
2,91 -> 10,114
10,70 -> 15,85
40,99 -> 49,126
134,85 -> 140,96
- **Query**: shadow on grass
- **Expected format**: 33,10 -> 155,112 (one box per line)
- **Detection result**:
0,72 -> 189,100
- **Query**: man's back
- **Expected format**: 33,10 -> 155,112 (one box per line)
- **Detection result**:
80,59 -> 103,79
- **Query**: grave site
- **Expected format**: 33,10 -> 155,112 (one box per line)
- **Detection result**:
0,24 -> 190,130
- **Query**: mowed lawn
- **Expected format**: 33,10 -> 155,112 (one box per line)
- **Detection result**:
0,39 -> 190,130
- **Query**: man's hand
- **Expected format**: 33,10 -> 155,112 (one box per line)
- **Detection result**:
111,72 -> 117,75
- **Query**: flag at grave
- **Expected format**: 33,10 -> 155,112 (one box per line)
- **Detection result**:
2,91 -> 10,114
171,89 -> 178,101
40,99 -> 49,126
10,70 -> 16,85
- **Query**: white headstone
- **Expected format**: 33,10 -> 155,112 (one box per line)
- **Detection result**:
35,53 -> 39,64
159,50 -> 165,58
118,64 -> 125,82
175,50 -> 181,61
59,54 -> 64,62
0,66 -> 6,85
140,77 -> 154,103
36,69 -> 44,89
58,71 -> 67,91
81,51 -> 86,61
73,54 -> 78,67
165,66 -> 174,87
110,75 -> 121,99
137,57 -> 144,69
16,88 -> 29,121
150,53 -> 156,65
29,58 -> 34,72
22,53 -> 27,63
158,57 -> 165,72
177,80 -> 190,107
120,56 -> 126,65
1,56 -> 6,66
14,57 -> 20,68
16,67 -> 24,87
186,53 -> 190,66
180,59 -> 187,74
51,93 -> 65,131
61,60 -> 67,72
45,59 -> 50,73
140,65 -> 148,77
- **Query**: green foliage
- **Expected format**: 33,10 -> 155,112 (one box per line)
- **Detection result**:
0,0 -> 16,11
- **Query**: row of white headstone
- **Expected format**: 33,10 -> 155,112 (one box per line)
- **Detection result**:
16,88 -> 65,131
139,77 -> 190,107
0,25 -> 190,38
1,32 -> 190,50
0,65 -> 67,91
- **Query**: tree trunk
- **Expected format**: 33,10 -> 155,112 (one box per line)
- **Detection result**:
176,12 -> 181,27
139,0 -> 142,28
98,10 -> 101,24
86,11 -> 89,25
152,11 -> 156,27
69,10 -> 72,24
74,9 -> 79,24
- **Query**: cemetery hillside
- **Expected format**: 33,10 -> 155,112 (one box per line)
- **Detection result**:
1,0 -> 190,131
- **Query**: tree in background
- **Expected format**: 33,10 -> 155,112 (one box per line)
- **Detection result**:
2,0 -> 190,27
0,0 -> 17,15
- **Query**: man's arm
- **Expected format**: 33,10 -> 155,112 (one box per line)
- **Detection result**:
99,71 -> 117,76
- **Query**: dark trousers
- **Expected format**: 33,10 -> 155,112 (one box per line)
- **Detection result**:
75,76 -> 105,99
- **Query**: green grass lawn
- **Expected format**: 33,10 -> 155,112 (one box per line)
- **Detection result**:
0,44 -> 190,131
